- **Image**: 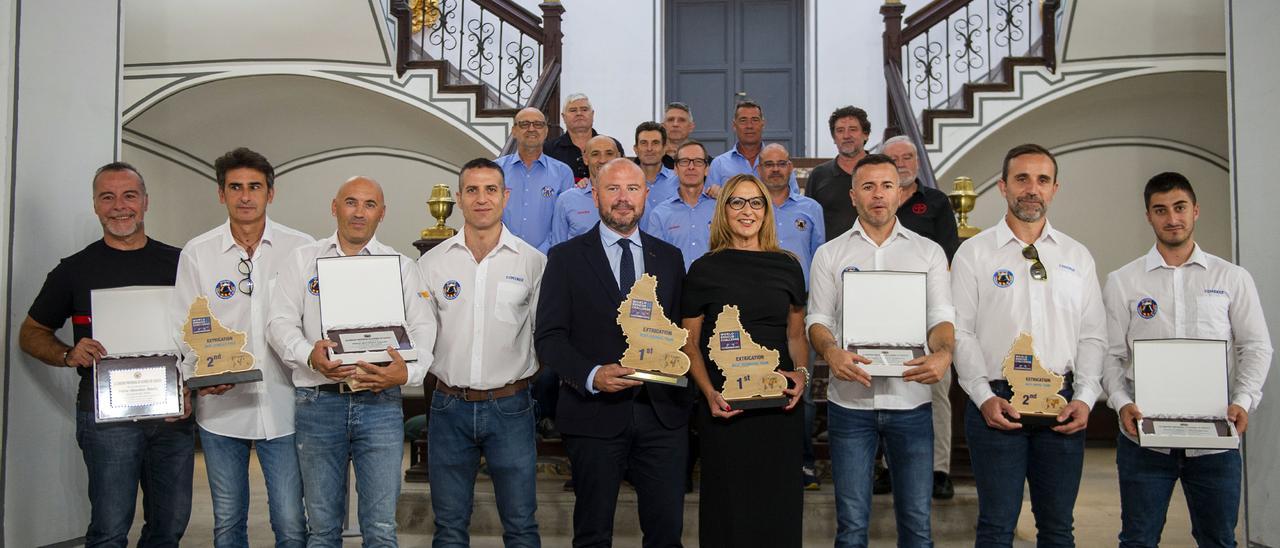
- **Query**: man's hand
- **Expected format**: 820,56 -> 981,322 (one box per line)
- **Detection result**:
309,340 -> 354,382
592,363 -> 643,393
779,369 -> 806,411
351,347 -> 410,393
66,338 -> 108,367
979,397 -> 1022,430
1228,404 -> 1249,435
1052,400 -> 1091,435
823,347 -> 872,387
1119,403 -> 1143,437
902,352 -> 951,384
197,384 -> 235,397
704,390 -> 743,419
167,388 -> 193,422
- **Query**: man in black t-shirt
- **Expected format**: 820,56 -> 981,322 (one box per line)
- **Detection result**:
19,162 -> 193,546
884,136 -> 959,262
806,106 -> 872,238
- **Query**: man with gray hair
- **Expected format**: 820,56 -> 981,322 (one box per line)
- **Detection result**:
662,101 -> 696,168
544,92 -> 606,182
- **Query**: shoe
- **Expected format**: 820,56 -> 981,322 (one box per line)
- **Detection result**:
537,418 -> 561,441
932,471 -> 954,500
802,466 -> 820,490
873,465 -> 892,495
562,478 -> 575,492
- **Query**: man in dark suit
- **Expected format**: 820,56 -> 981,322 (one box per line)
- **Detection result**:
535,158 -> 691,547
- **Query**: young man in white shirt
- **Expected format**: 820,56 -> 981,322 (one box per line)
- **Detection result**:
806,154 -> 955,547
171,147 -> 314,547
951,143 -> 1106,546
418,158 -> 546,546
1102,172 -> 1272,547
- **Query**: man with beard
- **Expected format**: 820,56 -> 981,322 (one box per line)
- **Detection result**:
549,134 -> 623,248
535,158 -> 690,547
498,107 -> 575,253
643,140 -> 717,271
19,162 -> 193,546
1101,172 -> 1270,547
951,144 -> 1106,546
806,106 -> 872,238
661,102 -> 696,168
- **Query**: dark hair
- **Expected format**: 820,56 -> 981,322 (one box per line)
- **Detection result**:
675,140 -> 710,162
1001,143 -> 1058,182
214,147 -> 275,189
852,153 -> 896,177
93,161 -> 146,192
1144,171 -> 1197,208
634,121 -> 667,145
828,105 -> 871,136
665,101 -> 692,118
458,157 -> 505,191
734,100 -> 764,119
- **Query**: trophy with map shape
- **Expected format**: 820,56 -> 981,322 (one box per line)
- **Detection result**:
1001,332 -> 1067,426
183,295 -> 263,389
708,305 -> 787,409
616,274 -> 690,387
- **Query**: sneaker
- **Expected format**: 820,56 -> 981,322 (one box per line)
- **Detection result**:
873,465 -> 892,495
932,471 -> 954,500
802,466 -> 820,490
537,418 -> 561,441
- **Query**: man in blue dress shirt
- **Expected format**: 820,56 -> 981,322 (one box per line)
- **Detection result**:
549,135 -> 623,249
642,140 -> 716,271
634,121 -> 679,213
706,100 -> 799,193
498,107 -> 575,252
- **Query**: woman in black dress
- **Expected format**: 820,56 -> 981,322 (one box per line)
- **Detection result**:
681,173 -> 809,548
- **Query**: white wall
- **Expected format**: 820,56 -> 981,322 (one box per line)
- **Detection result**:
3,1 -> 120,545
0,0 -> 15,531
1229,1 -> 1280,545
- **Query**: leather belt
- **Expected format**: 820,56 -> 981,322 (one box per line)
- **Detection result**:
435,377 -> 531,402
316,382 -> 358,394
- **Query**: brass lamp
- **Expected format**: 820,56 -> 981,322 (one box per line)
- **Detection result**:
421,184 -> 457,240
948,176 -> 981,239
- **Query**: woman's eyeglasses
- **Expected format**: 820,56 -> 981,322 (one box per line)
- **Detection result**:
727,196 -> 766,211
1022,244 -> 1048,281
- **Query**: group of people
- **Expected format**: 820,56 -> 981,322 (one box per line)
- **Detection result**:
20,95 -> 1269,548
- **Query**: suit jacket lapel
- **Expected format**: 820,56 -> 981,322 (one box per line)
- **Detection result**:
584,225 -> 623,303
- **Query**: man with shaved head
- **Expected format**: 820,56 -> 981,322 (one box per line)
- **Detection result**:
548,134 -> 624,248
536,158 -> 691,546
268,176 -> 437,546
498,107 -> 575,253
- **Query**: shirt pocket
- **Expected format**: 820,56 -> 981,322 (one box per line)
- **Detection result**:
494,281 -> 531,325
1051,268 -> 1084,315
1195,294 -> 1231,339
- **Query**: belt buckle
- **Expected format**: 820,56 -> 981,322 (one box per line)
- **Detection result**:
459,387 -> 470,401
339,382 -> 355,394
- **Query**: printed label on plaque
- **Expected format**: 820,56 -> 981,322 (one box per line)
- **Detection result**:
1152,421 -> 1222,437
616,274 -> 690,377
709,305 -> 785,400
1001,332 -> 1067,416
867,349 -> 916,367
184,296 -> 256,376
109,367 -> 168,408
338,331 -> 399,353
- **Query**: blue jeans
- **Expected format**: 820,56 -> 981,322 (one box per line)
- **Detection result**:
828,402 -> 934,548
199,427 -> 306,548
294,386 -> 405,547
428,387 -> 539,547
965,400 -> 1084,548
75,410 -> 194,548
1115,434 -> 1240,547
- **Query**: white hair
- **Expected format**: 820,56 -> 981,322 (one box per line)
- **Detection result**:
564,93 -> 591,110
882,135 -> 917,152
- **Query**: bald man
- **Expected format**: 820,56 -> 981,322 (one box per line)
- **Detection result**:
549,134 -> 624,248
267,176 -> 437,546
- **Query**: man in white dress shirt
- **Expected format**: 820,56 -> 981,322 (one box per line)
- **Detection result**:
1102,172 -> 1271,547
171,148 -> 314,547
418,158 -> 545,547
806,154 -> 955,547
951,143 -> 1106,547
267,176 -> 437,547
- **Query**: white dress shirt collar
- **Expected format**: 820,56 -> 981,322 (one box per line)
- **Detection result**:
1143,243 -> 1208,272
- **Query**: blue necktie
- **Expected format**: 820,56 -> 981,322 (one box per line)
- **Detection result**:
618,239 -> 635,295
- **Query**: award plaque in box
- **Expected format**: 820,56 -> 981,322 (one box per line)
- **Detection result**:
1133,338 -> 1237,449
183,296 -> 263,389
317,255 -> 416,391
91,286 -> 184,422
841,270 -> 927,376
1001,332 -> 1068,427
708,305 -> 787,410
616,274 -> 690,387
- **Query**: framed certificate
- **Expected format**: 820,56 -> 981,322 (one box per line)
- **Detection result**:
1133,338 -> 1237,449
90,286 -> 183,422
841,270 -> 927,376
317,255 -> 417,368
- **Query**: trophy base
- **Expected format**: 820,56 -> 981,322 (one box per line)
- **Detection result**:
420,227 -> 458,240
725,395 -> 788,410
623,370 -> 689,387
187,369 -> 264,389
1010,412 -> 1066,427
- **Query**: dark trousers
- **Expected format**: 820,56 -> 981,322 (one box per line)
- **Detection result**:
562,399 -> 688,548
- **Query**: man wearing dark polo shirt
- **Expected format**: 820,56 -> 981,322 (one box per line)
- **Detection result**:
805,106 -> 871,238
543,93 -> 623,183
885,135 -> 960,262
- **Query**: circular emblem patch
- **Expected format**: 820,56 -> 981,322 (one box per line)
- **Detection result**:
443,280 -> 462,301
842,266 -> 861,273
993,269 -> 1014,288
795,218 -> 808,230
542,185 -> 555,198
1136,297 -> 1158,319
214,279 -> 236,299
308,276 -> 320,296
912,203 -> 927,215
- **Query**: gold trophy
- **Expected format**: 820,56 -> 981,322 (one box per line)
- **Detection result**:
709,305 -> 787,409
1001,332 -> 1067,426
948,176 -> 981,239
616,274 -> 690,387
414,183 -> 457,255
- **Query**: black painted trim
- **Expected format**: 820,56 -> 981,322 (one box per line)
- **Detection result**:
0,0 -> 22,538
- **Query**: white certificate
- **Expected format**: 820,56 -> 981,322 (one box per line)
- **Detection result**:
109,367 -> 169,408
865,348 -> 915,367
841,270 -> 927,349
338,331 -> 399,352
1152,421 -> 1221,438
